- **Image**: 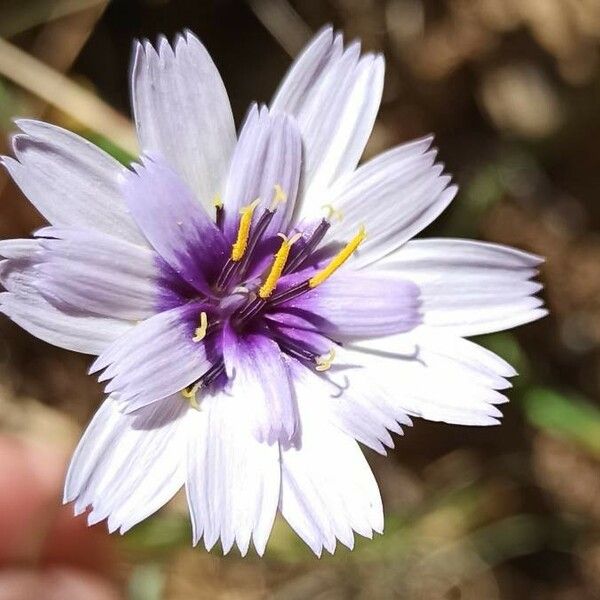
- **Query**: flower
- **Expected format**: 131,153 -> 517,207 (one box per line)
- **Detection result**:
0,27 -> 546,556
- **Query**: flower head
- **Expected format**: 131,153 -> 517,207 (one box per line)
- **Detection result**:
0,27 -> 546,556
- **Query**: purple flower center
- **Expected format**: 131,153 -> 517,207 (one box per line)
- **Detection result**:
157,194 -> 365,399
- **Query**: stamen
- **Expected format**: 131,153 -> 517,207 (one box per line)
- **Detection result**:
322,203 -> 344,222
213,194 -> 224,229
283,218 -> 331,275
258,233 -> 302,299
235,208 -> 276,276
308,226 -> 366,288
276,337 -> 321,364
231,198 -> 260,261
230,295 -> 263,329
181,360 -> 225,407
270,183 -> 287,211
202,361 -> 226,386
315,348 -> 336,372
268,280 -> 310,307
192,311 -> 208,342
217,188 -> 290,290
182,382 -> 201,409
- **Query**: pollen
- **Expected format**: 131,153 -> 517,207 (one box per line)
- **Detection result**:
322,203 -> 344,222
308,226 -> 366,288
258,232 -> 302,299
212,194 -> 223,209
315,348 -> 336,372
231,198 -> 261,261
182,382 -> 201,409
270,183 -> 287,211
192,311 -> 208,342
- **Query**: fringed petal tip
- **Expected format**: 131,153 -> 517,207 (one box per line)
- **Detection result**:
190,532 -> 269,558
132,28 -> 205,59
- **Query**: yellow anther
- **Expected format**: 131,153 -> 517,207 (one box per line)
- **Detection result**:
309,226 -> 366,288
258,232 -> 302,299
231,198 -> 261,261
192,311 -> 208,343
182,382 -> 201,409
322,204 -> 344,222
315,348 -> 336,372
270,184 -> 287,211
212,194 -> 223,209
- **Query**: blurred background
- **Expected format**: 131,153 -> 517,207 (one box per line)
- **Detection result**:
0,0 -> 599,598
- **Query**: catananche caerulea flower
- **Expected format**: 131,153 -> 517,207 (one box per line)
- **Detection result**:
0,27 -> 546,556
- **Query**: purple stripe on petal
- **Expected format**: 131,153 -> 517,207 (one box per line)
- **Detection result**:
276,271 -> 422,340
155,256 -> 201,313
222,324 -> 297,444
91,302 -> 214,411
122,155 -> 228,296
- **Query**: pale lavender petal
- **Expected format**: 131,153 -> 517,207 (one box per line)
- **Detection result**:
320,137 -> 456,267
34,227 -> 158,321
131,31 -> 236,212
2,120 -> 146,245
0,238 -> 42,294
222,324 -> 297,444
377,238 -> 546,336
0,292 -> 132,355
222,105 -> 302,240
186,392 -> 280,556
280,362 -> 383,555
272,29 -> 384,218
270,26 -> 340,115
91,303 -> 212,411
264,315 -> 332,356
121,155 -> 228,295
64,394 -> 189,533
277,271 -> 421,339
0,236 -> 134,354
0,238 -> 40,259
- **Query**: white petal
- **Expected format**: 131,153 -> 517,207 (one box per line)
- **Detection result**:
185,392 -> 280,556
131,32 -> 236,212
0,292 -> 132,355
377,238 -> 546,336
322,137 -> 456,267
222,326 -> 297,444
272,28 -> 384,217
280,364 -> 383,555
297,360 -> 409,456
35,227 -> 158,321
333,328 -> 513,427
64,395 -> 188,533
2,120 -> 146,245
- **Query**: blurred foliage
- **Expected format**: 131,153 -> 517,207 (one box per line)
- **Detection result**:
524,387 -> 600,457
